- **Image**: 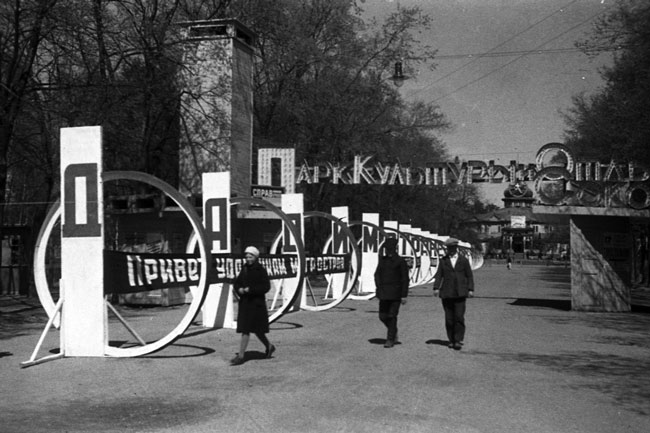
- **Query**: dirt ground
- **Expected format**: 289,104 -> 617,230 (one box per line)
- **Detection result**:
1,264 -> 650,433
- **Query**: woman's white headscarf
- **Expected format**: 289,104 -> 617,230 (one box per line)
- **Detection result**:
244,246 -> 260,258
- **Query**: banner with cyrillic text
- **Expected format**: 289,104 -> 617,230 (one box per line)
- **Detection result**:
104,251 -> 349,294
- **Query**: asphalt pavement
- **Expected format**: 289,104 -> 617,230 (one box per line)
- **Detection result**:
1,264 -> 650,433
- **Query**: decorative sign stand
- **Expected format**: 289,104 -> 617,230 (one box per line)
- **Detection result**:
280,194 -> 305,312
411,228 -> 431,285
398,224 -> 416,284
358,213 -> 381,295
60,126 -> 107,357
23,127 -> 212,366
329,206 -> 349,300
200,172 -> 235,328
23,127 -> 106,367
23,130 -> 484,367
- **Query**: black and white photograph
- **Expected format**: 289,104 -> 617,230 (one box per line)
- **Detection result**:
1,1 -> 649,432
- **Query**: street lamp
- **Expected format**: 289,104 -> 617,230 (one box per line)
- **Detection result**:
392,60 -> 407,87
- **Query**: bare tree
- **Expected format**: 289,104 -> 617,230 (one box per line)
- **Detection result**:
0,0 -> 59,223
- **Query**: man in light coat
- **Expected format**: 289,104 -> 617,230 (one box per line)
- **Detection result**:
433,238 -> 474,350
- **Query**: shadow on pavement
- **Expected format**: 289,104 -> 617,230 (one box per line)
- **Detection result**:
182,326 -> 218,339
270,321 -> 303,330
530,266 -> 572,289
39,342 -> 217,359
0,311 -> 51,341
1,396 -> 220,433
325,306 -> 356,312
509,298 -> 571,311
482,350 -> 650,416
142,343 -> 216,358
550,311 -> 650,334
367,338 -> 402,346
425,339 -> 449,346
233,350 -> 274,363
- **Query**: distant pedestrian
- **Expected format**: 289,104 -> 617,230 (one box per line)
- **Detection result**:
433,238 -> 474,350
374,237 -> 409,348
506,254 -> 512,270
230,246 -> 275,366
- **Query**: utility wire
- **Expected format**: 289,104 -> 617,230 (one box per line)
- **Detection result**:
430,3 -> 614,103
405,0 -> 581,99
435,45 -> 620,60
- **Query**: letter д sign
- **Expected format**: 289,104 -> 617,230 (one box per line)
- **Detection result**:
59,126 -> 106,357
62,163 -> 101,238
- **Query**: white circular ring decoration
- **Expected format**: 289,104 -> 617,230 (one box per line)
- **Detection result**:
33,171 -> 211,357
234,197 -> 306,323
33,203 -> 62,328
300,211 -> 361,311
381,227 -> 420,285
347,221 -> 388,300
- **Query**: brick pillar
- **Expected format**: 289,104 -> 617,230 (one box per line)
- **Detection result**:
178,19 -> 256,199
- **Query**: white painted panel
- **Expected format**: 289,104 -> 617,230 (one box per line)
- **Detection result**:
281,194 -> 304,309
201,172 -> 234,328
360,213 -> 380,294
330,206 -> 349,298
60,126 -> 106,357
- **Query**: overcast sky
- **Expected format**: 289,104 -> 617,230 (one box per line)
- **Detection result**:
361,0 -> 614,204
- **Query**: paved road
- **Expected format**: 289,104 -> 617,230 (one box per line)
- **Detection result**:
1,265 -> 649,432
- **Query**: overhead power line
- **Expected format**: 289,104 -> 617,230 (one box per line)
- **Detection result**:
429,3 -> 614,103
434,45 -> 621,60
405,0 -> 582,99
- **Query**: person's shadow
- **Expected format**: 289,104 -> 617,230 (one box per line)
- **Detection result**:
368,338 -> 402,346
425,339 -> 449,347
245,350 -> 269,360
230,350 -> 270,366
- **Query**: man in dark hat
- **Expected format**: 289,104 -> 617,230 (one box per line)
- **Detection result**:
433,237 -> 474,350
374,237 -> 410,348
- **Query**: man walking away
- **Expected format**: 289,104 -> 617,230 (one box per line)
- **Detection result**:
374,237 -> 409,348
433,238 -> 474,350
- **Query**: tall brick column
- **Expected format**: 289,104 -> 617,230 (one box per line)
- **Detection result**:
178,19 -> 255,199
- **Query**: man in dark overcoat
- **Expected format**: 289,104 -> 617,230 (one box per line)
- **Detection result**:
433,237 -> 474,350
374,237 -> 410,348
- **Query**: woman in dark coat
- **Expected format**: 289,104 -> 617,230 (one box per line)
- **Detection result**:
230,246 -> 276,365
